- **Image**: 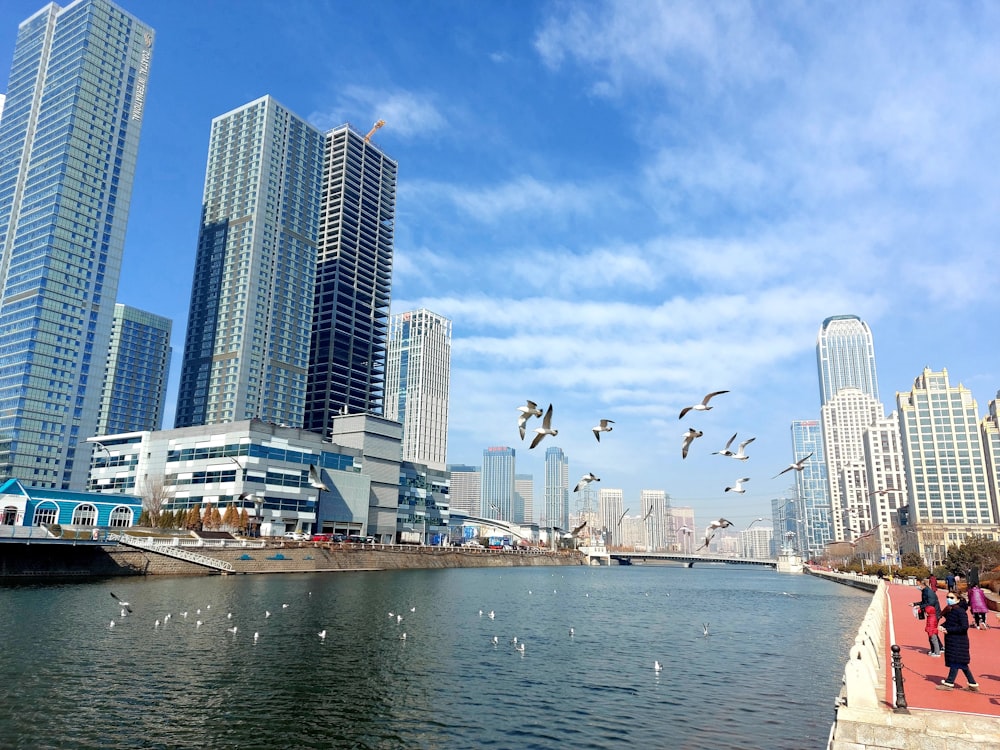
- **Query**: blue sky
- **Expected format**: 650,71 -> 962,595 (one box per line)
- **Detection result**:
2,1 -> 999,529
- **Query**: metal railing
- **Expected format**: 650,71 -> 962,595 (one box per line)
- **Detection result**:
117,533 -> 234,572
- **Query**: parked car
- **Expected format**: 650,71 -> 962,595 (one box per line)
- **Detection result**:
347,534 -> 365,544
331,533 -> 346,543
311,533 -> 332,542
283,531 -> 308,541
463,540 -> 484,548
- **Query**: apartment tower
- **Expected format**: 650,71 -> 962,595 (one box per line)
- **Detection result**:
384,309 -> 451,469
96,304 -> 172,435
174,96 -> 324,428
543,446 -> 569,530
0,0 -> 153,488
305,125 -> 396,435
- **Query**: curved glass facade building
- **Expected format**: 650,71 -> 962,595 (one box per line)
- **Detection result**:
816,315 -> 879,405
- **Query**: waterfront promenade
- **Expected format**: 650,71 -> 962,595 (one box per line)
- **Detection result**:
886,580 -> 1000,714
820,567 -> 1000,749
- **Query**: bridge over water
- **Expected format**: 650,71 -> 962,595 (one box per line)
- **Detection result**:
610,551 -> 777,568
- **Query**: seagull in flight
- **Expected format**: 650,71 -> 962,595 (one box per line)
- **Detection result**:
529,404 -> 557,449
573,472 -> 600,492
110,592 -> 132,613
679,390 -> 729,419
772,452 -> 814,479
308,464 -> 330,492
725,477 -> 750,494
569,520 -> 588,538
681,427 -> 703,459
713,433 -> 755,460
697,518 -> 733,550
703,623 -> 711,637
592,419 -> 614,442
517,400 -> 543,440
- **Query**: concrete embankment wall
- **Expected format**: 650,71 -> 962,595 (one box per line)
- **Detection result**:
0,543 -> 581,580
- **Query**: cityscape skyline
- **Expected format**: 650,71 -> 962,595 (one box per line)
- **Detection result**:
1,1 -> 998,526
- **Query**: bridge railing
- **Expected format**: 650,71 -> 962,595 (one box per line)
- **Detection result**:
117,534 -> 234,572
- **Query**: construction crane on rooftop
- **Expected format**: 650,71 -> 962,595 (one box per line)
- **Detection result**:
364,119 -> 385,142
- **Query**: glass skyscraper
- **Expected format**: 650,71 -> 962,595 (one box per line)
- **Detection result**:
174,96 -> 324,428
0,0 -> 153,488
481,446 -> 515,521
544,446 -> 569,530
816,315 -> 879,405
384,309 -> 451,469
97,303 -> 172,435
305,125 -> 396,436
790,419 -> 830,559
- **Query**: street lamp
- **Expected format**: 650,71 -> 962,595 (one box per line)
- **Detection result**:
746,517 -> 765,530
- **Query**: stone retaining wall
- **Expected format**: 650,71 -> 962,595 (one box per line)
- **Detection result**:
0,543 -> 581,580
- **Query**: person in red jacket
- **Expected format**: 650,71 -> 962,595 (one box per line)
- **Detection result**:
924,603 -> 942,656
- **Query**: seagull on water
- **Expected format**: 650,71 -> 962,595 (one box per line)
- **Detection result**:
529,404 -> 558,449
282,603 -> 289,609
227,612 -> 232,620
109,620 -> 115,628
254,632 -> 259,642
679,390 -> 729,419
227,626 -> 238,635
573,472 -> 600,493
697,519 -> 733,551
154,619 -> 160,628
517,400 -> 543,440
492,636 -> 499,645
265,610 -> 271,618
569,628 -> 575,637
725,477 -> 750,494
318,630 -> 327,639
703,623 -> 711,637
654,661 -> 662,672
592,419 -> 614,442
681,427 -> 703,459
772,452 -> 814,479
121,608 -> 128,619
516,642 -> 525,653
396,614 -> 403,623
181,611 -> 188,618
196,620 -> 203,628
488,610 -> 495,620
399,632 -> 407,640
713,433 -> 755,460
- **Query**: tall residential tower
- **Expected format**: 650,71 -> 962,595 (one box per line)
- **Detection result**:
174,96 -> 324,428
305,125 -> 396,435
0,0 -> 153,488
384,309 -> 451,469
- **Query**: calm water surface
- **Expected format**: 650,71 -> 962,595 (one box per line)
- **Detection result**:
0,566 -> 871,749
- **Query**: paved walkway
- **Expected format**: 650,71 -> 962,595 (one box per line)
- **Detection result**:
887,581 -> 1000,714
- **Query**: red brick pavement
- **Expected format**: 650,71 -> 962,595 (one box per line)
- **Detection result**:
886,581 -> 1000,714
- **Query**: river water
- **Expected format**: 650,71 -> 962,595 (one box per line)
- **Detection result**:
0,565 -> 870,749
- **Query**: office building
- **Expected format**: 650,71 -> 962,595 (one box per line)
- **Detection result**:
305,125 -> 397,434
175,96 -> 324,428
447,464 -> 480,516
97,304 -> 172,435
598,488 -> 625,546
384,309 -> 451,469
982,393 -> 1000,524
816,315 -> 879,405
515,473 -> 533,524
740,526 -> 774,559
543,446 -> 569,530
790,419 -> 830,559
481,446 -> 515,521
862,411 -> 908,565
0,0 -> 154,488
897,368 -> 1000,566
640,489 -> 671,551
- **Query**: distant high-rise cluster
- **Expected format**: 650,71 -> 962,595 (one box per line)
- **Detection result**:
789,314 -> 1000,568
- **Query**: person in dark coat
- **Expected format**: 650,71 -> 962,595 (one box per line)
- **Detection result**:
945,573 -> 956,593
912,578 -> 940,618
936,593 -> 979,692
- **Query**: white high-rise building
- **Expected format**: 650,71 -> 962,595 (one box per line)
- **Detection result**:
385,309 -> 452,469
897,368 -> 1000,567
175,96 -> 324,428
598,488 -> 624,546
862,412 -> 908,565
640,490 -> 670,551
447,464 -> 481,516
740,527 -> 774,559
515,474 -> 534,524
544,447 -> 569,530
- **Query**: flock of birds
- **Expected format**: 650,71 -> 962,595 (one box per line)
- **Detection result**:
516,390 -> 815,552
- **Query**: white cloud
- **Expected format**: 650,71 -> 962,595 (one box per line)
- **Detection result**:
308,85 -> 446,137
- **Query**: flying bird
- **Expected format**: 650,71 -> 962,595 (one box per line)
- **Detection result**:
308,464 -> 330,492
573,473 -> 600,492
529,404 -> 557,449
772,452 -> 814,479
681,427 -> 703,458
110,593 -> 132,613
703,623 -> 711,637
725,477 -> 750,494
517,400 -> 543,440
592,419 -> 614,442
713,433 -> 755,460
679,390 -> 729,419
697,518 -> 733,550
642,506 -> 654,522
569,520 -> 588,538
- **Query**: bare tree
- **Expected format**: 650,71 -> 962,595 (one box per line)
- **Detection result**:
137,477 -> 170,528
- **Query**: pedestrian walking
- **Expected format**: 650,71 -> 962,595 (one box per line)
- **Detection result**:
968,585 -> 990,630
936,593 -> 979,692
924,603 -> 942,656
946,573 -> 956,593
